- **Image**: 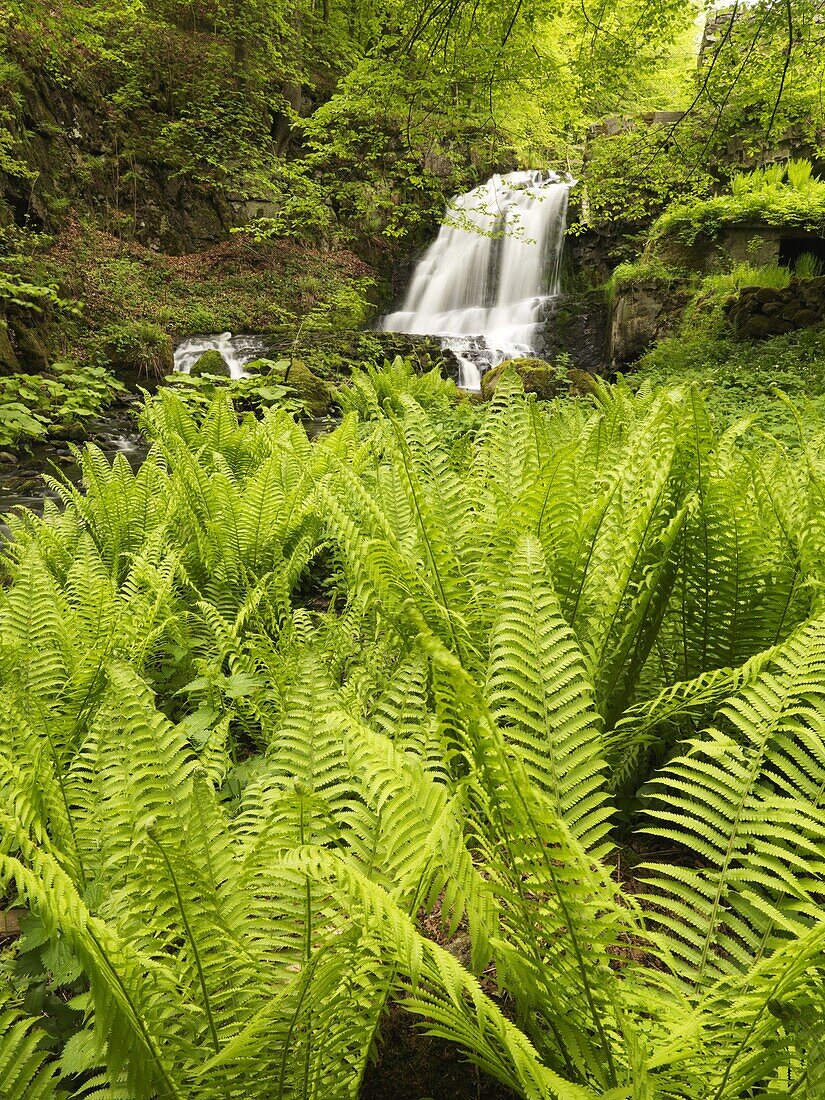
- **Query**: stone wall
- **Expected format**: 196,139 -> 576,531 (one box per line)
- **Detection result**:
725,277 -> 825,339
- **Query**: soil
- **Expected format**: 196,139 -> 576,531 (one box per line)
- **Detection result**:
361,1004 -> 517,1100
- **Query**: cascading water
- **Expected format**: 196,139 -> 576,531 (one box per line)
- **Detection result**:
381,170 -> 570,389
173,332 -> 269,379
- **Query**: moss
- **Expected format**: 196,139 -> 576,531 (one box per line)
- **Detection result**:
190,349 -> 231,377
0,319 -> 20,375
273,360 -> 338,416
9,319 -> 50,371
481,357 -> 565,401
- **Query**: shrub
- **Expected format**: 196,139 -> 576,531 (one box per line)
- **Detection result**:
97,321 -> 174,381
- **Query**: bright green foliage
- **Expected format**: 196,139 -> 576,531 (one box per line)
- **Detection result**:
0,364 -> 126,445
0,364 -> 824,1096
652,159 -> 825,244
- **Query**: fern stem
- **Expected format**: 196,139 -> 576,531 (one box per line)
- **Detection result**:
146,829 -> 221,1055
475,706 -> 618,1086
84,924 -> 181,1100
388,412 -> 466,664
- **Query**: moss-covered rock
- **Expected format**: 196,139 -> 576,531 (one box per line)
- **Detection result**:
9,319 -> 49,371
274,360 -> 338,416
100,322 -> 174,383
190,349 -> 232,378
0,320 -> 20,376
481,357 -> 564,401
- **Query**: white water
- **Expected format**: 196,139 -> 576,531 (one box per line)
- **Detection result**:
173,332 -> 270,379
381,170 -> 570,389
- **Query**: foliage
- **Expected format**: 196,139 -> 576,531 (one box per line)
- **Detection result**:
604,255 -> 688,304
630,326 -> 825,443
652,159 -> 825,244
701,261 -> 791,295
0,268 -> 81,316
0,366 -> 823,1096
0,363 -> 125,445
96,321 -> 173,380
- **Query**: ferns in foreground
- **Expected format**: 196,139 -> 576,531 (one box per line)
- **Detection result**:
0,362 -> 823,1097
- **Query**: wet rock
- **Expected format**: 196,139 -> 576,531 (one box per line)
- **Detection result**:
0,451 -> 17,465
190,349 -> 232,377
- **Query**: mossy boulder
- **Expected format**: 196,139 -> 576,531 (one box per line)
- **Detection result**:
481,357 -> 565,401
190,349 -> 232,378
100,322 -> 174,384
0,319 -> 20,376
9,319 -> 49,371
274,360 -> 338,416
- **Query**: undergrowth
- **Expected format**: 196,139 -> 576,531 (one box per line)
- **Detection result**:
0,361 -> 823,1097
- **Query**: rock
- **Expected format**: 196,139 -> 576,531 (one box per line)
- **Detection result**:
273,360 -> 338,416
567,368 -> 600,397
728,280 -> 825,339
0,451 -> 17,464
0,320 -> 20,376
10,320 -> 49,371
481,357 -> 565,401
739,315 -> 780,338
190,349 -> 232,378
608,278 -> 690,366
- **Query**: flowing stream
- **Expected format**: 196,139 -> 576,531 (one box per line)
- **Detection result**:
173,332 -> 269,378
381,170 -> 570,389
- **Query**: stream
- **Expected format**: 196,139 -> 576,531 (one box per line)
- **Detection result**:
0,403 -> 149,517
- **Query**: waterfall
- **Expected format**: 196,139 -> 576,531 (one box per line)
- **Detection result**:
381,170 -> 570,389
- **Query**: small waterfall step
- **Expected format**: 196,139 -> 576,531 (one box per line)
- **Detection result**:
381,169 -> 570,390
173,332 -> 270,379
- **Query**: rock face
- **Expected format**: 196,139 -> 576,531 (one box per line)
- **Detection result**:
725,277 -> 825,339
608,279 -> 690,366
481,357 -> 564,401
190,349 -> 232,377
536,290 -> 610,374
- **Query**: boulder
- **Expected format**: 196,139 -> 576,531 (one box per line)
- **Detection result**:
481,357 -> 565,401
100,322 -> 174,384
190,349 -> 232,378
0,319 -> 20,375
275,360 -> 338,417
